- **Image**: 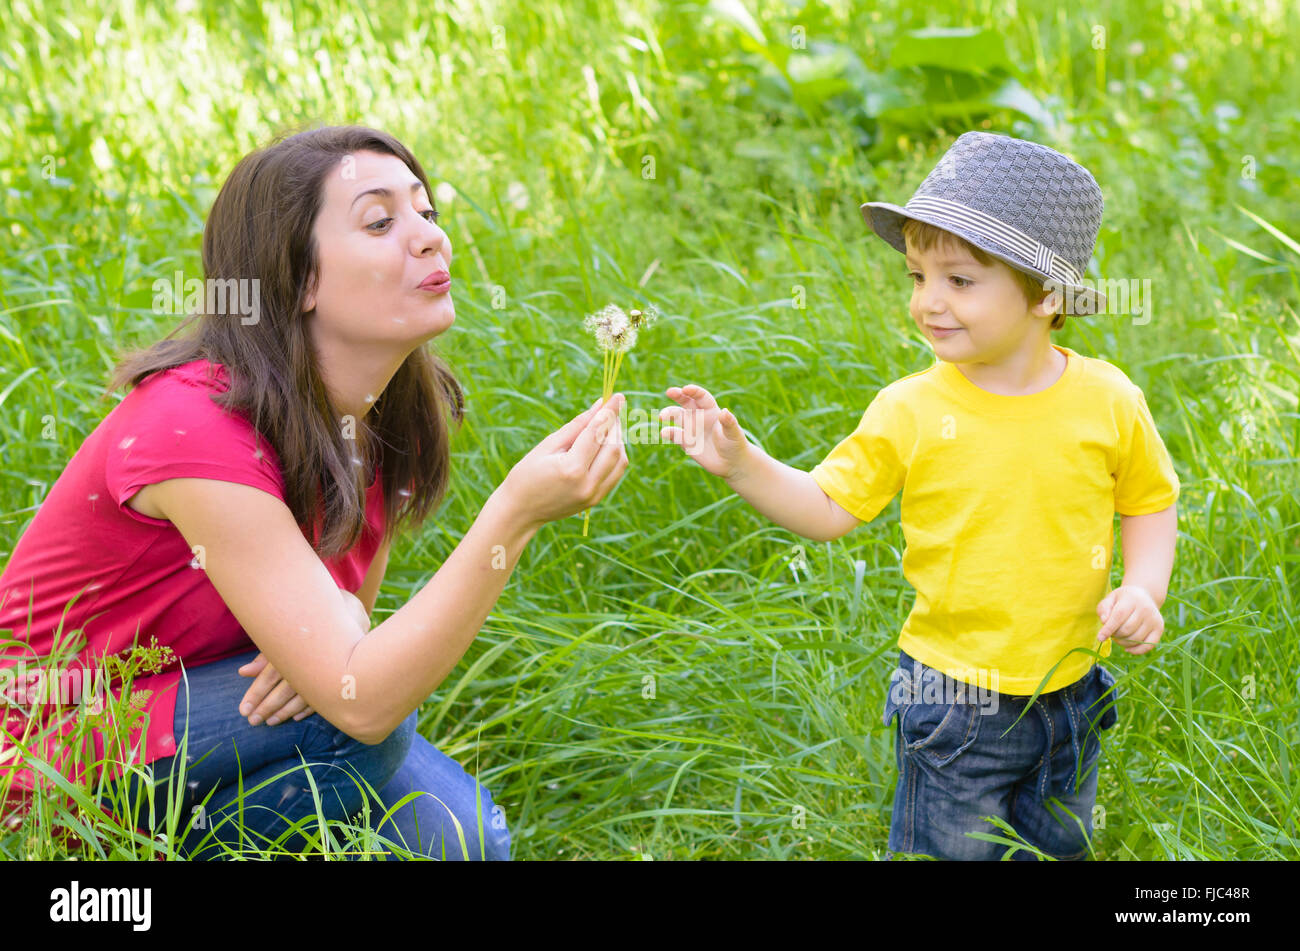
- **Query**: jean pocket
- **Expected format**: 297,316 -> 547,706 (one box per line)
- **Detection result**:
899,701 -> 981,768
1082,664 -> 1120,732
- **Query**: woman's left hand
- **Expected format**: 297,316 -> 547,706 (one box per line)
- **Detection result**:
237,588 -> 372,725
237,652 -> 315,726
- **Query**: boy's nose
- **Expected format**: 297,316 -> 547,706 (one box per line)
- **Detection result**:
917,287 -> 947,317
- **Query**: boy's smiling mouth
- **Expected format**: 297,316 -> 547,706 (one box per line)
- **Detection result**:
926,325 -> 964,337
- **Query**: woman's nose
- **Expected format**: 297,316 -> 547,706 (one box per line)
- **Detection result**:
413,220 -> 451,264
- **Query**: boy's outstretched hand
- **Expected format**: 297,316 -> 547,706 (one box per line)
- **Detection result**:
1096,584 -> 1164,655
660,384 -> 752,481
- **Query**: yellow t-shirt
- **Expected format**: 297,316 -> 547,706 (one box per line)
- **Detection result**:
809,345 -> 1180,695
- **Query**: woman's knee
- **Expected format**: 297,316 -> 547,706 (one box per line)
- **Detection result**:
319,708 -> 417,797
477,782 -> 511,861
415,776 -> 511,861
374,731 -> 512,860
364,710 -> 417,783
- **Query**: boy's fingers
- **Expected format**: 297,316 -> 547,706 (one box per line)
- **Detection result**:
1097,602 -> 1128,639
1097,599 -> 1134,641
1120,623 -> 1153,653
678,383 -> 717,410
1132,626 -> 1164,654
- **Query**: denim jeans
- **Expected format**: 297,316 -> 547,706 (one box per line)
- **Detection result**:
97,647 -> 511,860
881,649 -> 1119,861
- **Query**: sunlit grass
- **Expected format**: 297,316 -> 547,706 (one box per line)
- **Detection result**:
1,0 -> 1297,859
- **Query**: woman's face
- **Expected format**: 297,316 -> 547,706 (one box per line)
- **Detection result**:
303,150 -> 454,350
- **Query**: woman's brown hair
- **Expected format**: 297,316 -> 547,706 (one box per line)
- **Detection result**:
101,125 -> 464,558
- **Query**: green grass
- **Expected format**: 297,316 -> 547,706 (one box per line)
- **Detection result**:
1,0 -> 1298,859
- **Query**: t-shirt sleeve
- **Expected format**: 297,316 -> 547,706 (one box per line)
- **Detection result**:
104,374 -> 285,520
1113,385 -> 1180,516
809,387 -> 906,523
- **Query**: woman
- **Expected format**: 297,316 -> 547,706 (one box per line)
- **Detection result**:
0,125 -> 629,859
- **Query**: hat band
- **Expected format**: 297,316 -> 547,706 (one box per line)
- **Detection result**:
902,195 -> 1085,287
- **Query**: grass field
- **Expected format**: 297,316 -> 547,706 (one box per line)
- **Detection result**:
1,0 -> 1298,859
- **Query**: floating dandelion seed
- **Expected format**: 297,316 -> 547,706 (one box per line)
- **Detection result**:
579,302 -> 659,535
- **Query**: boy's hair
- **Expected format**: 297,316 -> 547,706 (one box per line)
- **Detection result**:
902,218 -> 1066,330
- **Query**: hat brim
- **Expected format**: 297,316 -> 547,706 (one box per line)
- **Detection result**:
860,201 -> 1107,316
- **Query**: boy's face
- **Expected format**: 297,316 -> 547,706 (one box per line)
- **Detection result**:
904,235 -> 1055,364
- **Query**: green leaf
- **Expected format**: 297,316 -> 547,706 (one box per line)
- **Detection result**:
887,26 -> 1014,76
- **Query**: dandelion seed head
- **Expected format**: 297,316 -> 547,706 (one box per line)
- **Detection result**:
612,325 -> 637,352
585,304 -> 631,351
585,302 -> 653,354
630,303 -> 659,330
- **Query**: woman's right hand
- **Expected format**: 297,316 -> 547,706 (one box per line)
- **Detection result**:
498,393 -> 629,529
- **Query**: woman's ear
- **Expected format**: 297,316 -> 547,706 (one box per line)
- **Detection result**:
302,271 -> 317,313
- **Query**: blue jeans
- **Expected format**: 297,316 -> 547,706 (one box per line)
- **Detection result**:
97,647 -> 511,860
881,649 -> 1119,861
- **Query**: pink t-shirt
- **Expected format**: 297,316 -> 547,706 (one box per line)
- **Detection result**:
0,358 -> 385,809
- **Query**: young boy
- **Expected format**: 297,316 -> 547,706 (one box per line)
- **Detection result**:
658,131 -> 1179,860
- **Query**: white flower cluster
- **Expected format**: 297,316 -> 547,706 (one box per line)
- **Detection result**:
583,303 -> 660,352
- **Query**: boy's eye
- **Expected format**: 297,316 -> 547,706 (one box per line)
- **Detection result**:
906,271 -> 971,288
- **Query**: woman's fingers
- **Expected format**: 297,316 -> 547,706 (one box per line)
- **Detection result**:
237,653 -> 269,678
238,659 -> 281,717
590,444 -> 629,505
588,416 -> 626,494
237,654 -> 315,725
264,693 -> 310,726
541,397 -> 606,453
569,395 -> 624,467
247,679 -> 300,724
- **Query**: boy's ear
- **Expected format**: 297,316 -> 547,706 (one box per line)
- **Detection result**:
1032,286 -> 1062,319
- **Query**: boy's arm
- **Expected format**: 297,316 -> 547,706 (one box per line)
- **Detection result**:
1096,502 -> 1177,653
1118,503 -> 1177,606
726,443 -> 860,543
659,383 -> 860,542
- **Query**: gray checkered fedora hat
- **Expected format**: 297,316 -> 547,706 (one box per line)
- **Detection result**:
862,131 -> 1106,315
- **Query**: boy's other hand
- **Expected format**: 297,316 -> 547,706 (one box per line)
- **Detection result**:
1096,584 -> 1165,655
660,384 -> 751,481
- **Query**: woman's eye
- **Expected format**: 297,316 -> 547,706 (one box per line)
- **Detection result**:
367,209 -> 440,232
